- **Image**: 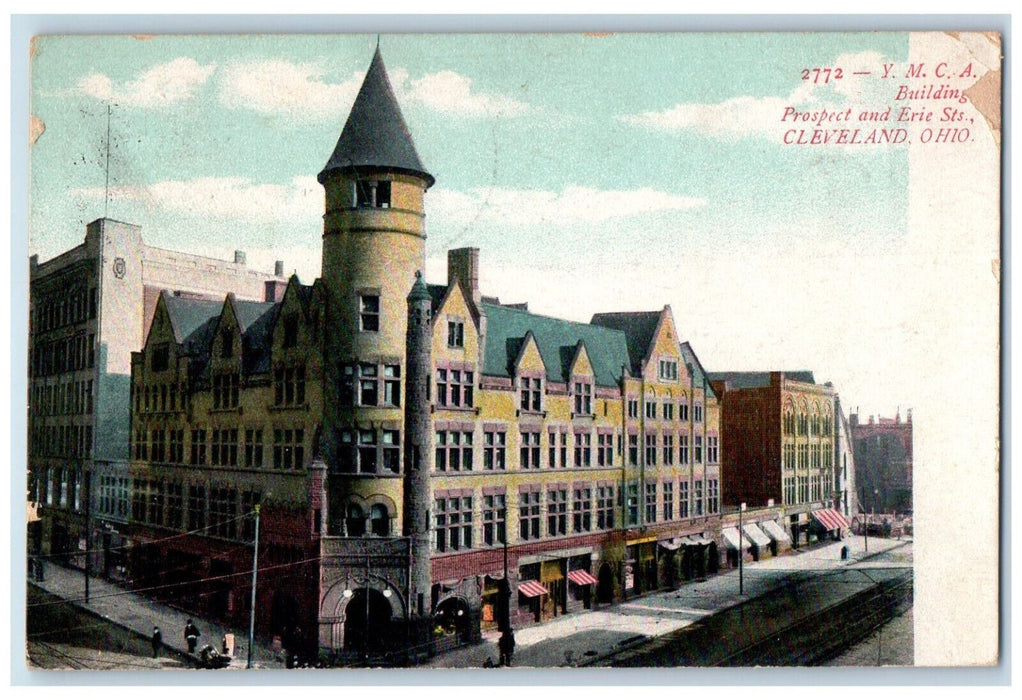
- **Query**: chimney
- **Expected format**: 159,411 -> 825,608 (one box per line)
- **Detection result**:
264,280 -> 287,303
448,247 -> 481,308
275,260 -> 285,277
234,250 -> 247,265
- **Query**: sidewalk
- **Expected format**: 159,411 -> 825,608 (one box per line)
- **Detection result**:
424,534 -> 912,668
28,562 -> 285,670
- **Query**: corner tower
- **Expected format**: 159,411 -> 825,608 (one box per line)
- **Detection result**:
319,47 -> 434,362
318,48 -> 434,483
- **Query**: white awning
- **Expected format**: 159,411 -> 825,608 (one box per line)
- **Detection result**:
742,523 -> 772,548
761,519 -> 792,544
721,527 -> 752,551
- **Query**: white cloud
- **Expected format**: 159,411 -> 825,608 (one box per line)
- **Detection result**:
77,57 -> 215,108
72,175 -> 322,223
430,185 -> 705,228
618,50 -> 890,140
215,59 -> 530,122
217,61 -> 364,122
403,70 -> 530,117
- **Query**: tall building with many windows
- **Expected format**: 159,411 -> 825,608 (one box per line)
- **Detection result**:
849,410 -> 912,514
708,371 -> 847,547
28,216 -> 285,577
124,48 -> 726,663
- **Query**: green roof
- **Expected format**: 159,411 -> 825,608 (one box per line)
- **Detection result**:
590,311 -> 661,375
481,302 -> 630,387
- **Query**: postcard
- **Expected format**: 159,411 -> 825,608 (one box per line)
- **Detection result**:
21,29 -> 1001,674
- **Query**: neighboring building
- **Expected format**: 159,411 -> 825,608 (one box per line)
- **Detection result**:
125,49 -> 727,664
833,395 -> 858,519
849,410 -> 913,514
27,217 -> 285,576
708,371 -> 846,547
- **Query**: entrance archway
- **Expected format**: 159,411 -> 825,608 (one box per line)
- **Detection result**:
434,596 -> 472,643
343,588 -> 394,657
596,563 -> 614,604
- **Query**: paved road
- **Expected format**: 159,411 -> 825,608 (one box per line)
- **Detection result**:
426,536 -> 913,668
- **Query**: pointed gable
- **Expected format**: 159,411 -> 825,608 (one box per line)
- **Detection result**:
318,48 -> 434,187
590,310 -> 662,376
512,331 -> 546,374
481,302 -> 629,387
567,340 -> 594,378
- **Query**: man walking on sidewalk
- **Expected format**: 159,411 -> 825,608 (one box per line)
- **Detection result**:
184,619 -> 200,653
151,626 -> 162,658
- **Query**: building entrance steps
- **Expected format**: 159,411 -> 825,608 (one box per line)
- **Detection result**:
26,561 -> 285,670
425,535 -> 912,668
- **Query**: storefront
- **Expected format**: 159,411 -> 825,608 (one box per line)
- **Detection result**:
810,508 -> 849,541
624,540 -> 658,596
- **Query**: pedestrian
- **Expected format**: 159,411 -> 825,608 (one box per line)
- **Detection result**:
151,626 -> 162,659
184,619 -> 200,653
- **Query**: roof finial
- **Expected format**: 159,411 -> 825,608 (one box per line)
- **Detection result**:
376,34 -> 381,51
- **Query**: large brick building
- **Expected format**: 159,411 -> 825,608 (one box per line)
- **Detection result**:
28,217 -> 285,577
708,371 -> 848,548
125,48 -> 732,663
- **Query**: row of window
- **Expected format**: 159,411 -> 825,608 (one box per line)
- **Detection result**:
433,477 -> 720,553
628,397 -> 704,423
30,423 -> 93,459
132,426 -> 306,470
31,379 -> 94,417
33,465 -> 83,511
783,442 -> 835,471
340,362 -> 401,407
33,286 -> 97,334
782,473 -> 833,505
128,478 -> 262,541
31,332 -> 96,378
434,428 -> 719,472
783,411 -> 834,437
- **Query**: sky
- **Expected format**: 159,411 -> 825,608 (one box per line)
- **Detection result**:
28,32 -> 927,417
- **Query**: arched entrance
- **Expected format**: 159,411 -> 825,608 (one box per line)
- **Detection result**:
343,588 -> 393,659
434,596 -> 472,643
596,563 -> 614,604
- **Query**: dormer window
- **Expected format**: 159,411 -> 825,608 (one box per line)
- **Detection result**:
282,315 -> 298,348
573,380 -> 593,416
519,376 -> 542,412
354,180 -> 392,209
447,320 -> 465,348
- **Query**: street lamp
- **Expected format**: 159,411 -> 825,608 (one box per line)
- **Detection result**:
738,502 -> 746,595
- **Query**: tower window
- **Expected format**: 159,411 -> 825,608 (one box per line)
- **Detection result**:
359,293 -> 380,332
355,180 -> 392,209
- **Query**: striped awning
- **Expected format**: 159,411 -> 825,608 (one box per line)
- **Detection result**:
658,538 -> 683,551
567,569 -> 598,586
687,535 -> 715,546
518,580 -> 549,597
811,508 -> 849,531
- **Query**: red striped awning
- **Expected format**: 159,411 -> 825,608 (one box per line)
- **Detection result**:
567,569 -> 598,586
518,580 -> 549,597
811,508 -> 849,531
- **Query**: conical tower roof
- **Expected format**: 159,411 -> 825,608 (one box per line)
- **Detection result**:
318,48 -> 434,187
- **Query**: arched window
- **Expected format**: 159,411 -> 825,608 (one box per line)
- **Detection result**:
345,503 -> 366,536
370,504 -> 389,536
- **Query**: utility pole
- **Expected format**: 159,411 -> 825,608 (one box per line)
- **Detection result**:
247,504 -> 260,669
861,486 -> 868,553
738,502 -> 746,596
83,469 -> 91,602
